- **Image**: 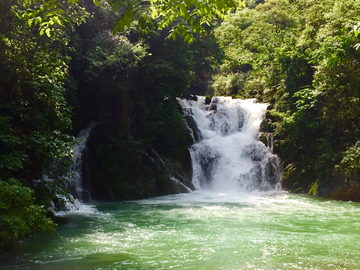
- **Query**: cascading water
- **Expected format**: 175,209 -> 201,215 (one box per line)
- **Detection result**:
178,96 -> 281,192
7,100 -> 360,270
67,121 -> 96,202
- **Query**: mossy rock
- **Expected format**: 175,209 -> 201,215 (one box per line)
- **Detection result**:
205,95 -> 212,105
329,184 -> 360,202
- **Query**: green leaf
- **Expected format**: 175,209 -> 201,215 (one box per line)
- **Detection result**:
184,0 -> 191,8
48,4 -> 57,10
112,3 -> 120,12
151,9 -> 158,19
28,18 -> 34,28
217,0 -> 224,10
126,10 -> 134,20
123,14 -> 131,28
184,33 -> 190,42
45,28 -> 51,37
180,4 -> 187,18
115,19 -> 125,33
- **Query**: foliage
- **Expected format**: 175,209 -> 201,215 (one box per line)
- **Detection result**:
212,72 -> 250,96
95,0 -> 245,42
214,0 -> 360,196
65,2 -> 205,200
0,0 -> 85,250
336,141 -> 360,177
0,0 -> 77,180
17,0 -> 244,43
0,179 -> 56,252
13,0 -> 88,39
0,0 -> 243,252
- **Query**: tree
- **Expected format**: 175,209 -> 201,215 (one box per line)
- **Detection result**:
0,0 -> 86,250
0,0 -> 87,191
18,0 -> 245,42
0,179 -> 56,252
213,0 -> 360,199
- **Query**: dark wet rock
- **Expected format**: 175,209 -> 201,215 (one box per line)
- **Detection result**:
146,149 -> 195,195
205,95 -> 212,105
184,115 -> 202,142
83,122 -> 194,201
183,94 -> 198,101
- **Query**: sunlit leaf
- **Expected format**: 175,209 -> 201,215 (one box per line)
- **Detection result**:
184,0 -> 191,8
123,14 -> 131,28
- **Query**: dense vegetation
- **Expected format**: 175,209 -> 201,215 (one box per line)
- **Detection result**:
213,0 -> 360,199
0,0 -> 221,251
0,0 -> 86,251
1,0 -> 360,252
70,1 -> 212,200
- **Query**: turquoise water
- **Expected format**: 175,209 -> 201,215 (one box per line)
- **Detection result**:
2,191 -> 360,270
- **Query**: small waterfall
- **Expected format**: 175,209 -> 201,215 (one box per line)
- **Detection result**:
178,96 -> 281,192
262,132 -> 274,153
67,122 -> 96,201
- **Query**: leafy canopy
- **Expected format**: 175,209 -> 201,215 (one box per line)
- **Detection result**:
102,0 -> 244,42
13,0 -> 87,39
213,0 -> 360,195
0,179 -> 56,251
19,0 -> 245,42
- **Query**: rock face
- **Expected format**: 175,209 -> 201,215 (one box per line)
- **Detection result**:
145,149 -> 195,195
82,122 -> 194,201
78,97 -> 282,201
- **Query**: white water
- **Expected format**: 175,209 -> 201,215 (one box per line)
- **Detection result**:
6,99 -> 360,270
4,192 -> 360,270
178,96 -> 281,192
67,121 -> 96,201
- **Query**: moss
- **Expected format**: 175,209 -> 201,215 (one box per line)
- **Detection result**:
205,95 -> 212,105
308,182 -> 318,195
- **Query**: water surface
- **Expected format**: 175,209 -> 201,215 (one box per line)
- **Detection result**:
2,191 -> 360,270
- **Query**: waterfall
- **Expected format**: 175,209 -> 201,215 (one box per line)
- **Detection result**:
67,121 -> 96,201
178,96 -> 281,192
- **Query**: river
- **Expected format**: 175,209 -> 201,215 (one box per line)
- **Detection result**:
3,97 -> 360,269
2,191 -> 360,270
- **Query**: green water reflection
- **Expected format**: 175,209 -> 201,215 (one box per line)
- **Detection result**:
2,192 -> 360,270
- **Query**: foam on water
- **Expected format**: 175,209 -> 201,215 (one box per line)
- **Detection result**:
178,96 -> 281,192
55,199 -> 100,216
4,192 -> 360,270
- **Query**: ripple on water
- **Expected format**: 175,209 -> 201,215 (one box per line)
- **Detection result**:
2,192 -> 360,270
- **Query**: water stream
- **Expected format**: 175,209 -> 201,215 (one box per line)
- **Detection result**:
67,121 -> 96,202
178,96 -> 280,191
2,98 -> 360,269
2,192 -> 360,269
